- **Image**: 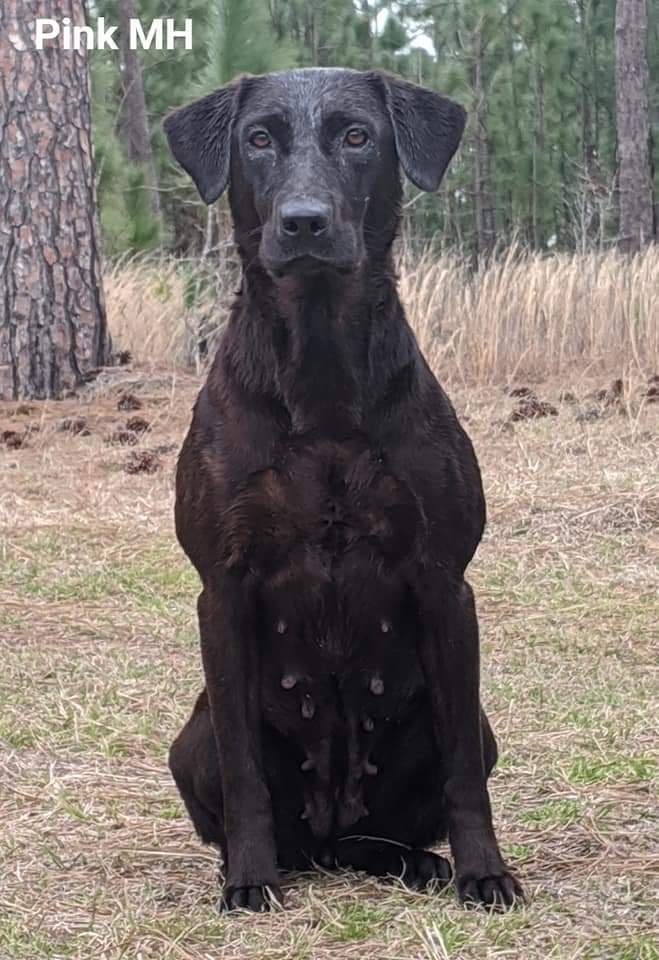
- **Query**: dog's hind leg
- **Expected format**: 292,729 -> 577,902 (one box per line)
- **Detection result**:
169,689 -> 227,860
169,690 -> 316,875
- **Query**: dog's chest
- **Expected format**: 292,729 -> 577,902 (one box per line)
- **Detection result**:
223,438 -> 425,587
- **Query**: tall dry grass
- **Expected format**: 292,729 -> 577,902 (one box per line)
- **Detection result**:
403,245 -> 658,384
105,245 -> 659,384
104,254 -> 236,374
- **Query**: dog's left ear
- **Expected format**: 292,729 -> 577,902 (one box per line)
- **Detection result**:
163,80 -> 241,204
373,73 -> 467,192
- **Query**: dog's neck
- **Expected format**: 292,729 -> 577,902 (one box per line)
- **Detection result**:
220,255 -> 416,438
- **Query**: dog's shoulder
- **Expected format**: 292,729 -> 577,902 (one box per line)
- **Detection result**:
377,359 -> 486,572
174,368 -> 282,568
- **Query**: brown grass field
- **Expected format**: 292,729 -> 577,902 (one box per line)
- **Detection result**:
1,253 -> 658,959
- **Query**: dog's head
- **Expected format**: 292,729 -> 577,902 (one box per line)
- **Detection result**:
164,69 -> 465,277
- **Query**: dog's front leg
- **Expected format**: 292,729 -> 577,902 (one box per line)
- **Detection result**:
198,577 -> 281,912
414,574 -> 522,909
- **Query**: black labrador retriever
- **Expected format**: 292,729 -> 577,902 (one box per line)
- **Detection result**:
164,67 -> 522,913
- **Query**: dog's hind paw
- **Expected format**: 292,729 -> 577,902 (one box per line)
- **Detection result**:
399,849 -> 453,891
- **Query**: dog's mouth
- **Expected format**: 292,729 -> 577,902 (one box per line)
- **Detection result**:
266,253 -> 359,279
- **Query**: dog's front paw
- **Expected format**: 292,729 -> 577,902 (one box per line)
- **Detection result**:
220,884 -> 283,913
457,867 -> 523,911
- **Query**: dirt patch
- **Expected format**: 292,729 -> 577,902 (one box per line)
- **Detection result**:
125,449 -> 161,474
108,429 -> 139,446
58,416 -> 91,436
509,391 -> 559,421
1,428 -> 28,449
589,377 -> 624,406
125,416 -> 151,434
117,392 -> 143,411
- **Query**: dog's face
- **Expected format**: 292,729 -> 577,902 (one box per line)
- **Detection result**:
165,69 -> 466,278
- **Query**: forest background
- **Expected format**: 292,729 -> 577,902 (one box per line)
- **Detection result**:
92,0 -> 659,259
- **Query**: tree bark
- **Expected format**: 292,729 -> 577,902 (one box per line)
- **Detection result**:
0,0 -> 111,400
472,22 -> 496,256
532,56 -> 546,249
615,0 -> 655,250
118,0 -> 161,223
578,0 -> 597,175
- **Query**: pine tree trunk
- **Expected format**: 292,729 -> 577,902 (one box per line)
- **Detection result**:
305,2 -> 320,65
118,0 -> 161,224
532,57 -> 546,249
360,0 -> 373,65
0,0 -> 111,400
615,0 -> 655,250
472,24 -> 496,256
578,0 -> 597,174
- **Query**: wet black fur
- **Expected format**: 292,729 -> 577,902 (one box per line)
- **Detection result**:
164,68 -> 522,912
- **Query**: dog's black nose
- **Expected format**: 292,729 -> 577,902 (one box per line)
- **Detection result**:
280,199 -> 331,238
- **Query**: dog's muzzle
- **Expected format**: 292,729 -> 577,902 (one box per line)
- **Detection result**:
261,194 -> 360,275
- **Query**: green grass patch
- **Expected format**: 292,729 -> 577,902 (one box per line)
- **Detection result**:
568,755 -> 656,785
584,934 -> 658,960
416,914 -> 470,954
521,798 -> 580,827
0,720 -> 36,749
503,842 -> 534,862
0,920 -> 74,959
1,531 -> 198,624
328,901 -> 392,942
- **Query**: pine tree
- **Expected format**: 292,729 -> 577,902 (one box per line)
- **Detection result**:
615,0 -> 655,249
117,0 -> 162,230
0,0 -> 111,399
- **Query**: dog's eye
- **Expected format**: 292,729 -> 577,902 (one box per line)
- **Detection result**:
345,128 -> 368,148
249,130 -> 271,149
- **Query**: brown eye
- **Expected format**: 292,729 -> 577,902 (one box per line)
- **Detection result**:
249,130 -> 271,149
345,128 -> 368,148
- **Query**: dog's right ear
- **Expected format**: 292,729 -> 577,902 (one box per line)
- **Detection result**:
163,82 -> 240,205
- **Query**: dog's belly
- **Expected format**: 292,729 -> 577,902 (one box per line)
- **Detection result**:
224,438 -> 429,838
259,561 -> 426,838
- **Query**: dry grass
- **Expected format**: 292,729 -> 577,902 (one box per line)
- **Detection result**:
404,246 -> 658,386
104,254 -> 237,374
1,361 -> 658,959
104,246 -> 659,386
105,257 -> 196,365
